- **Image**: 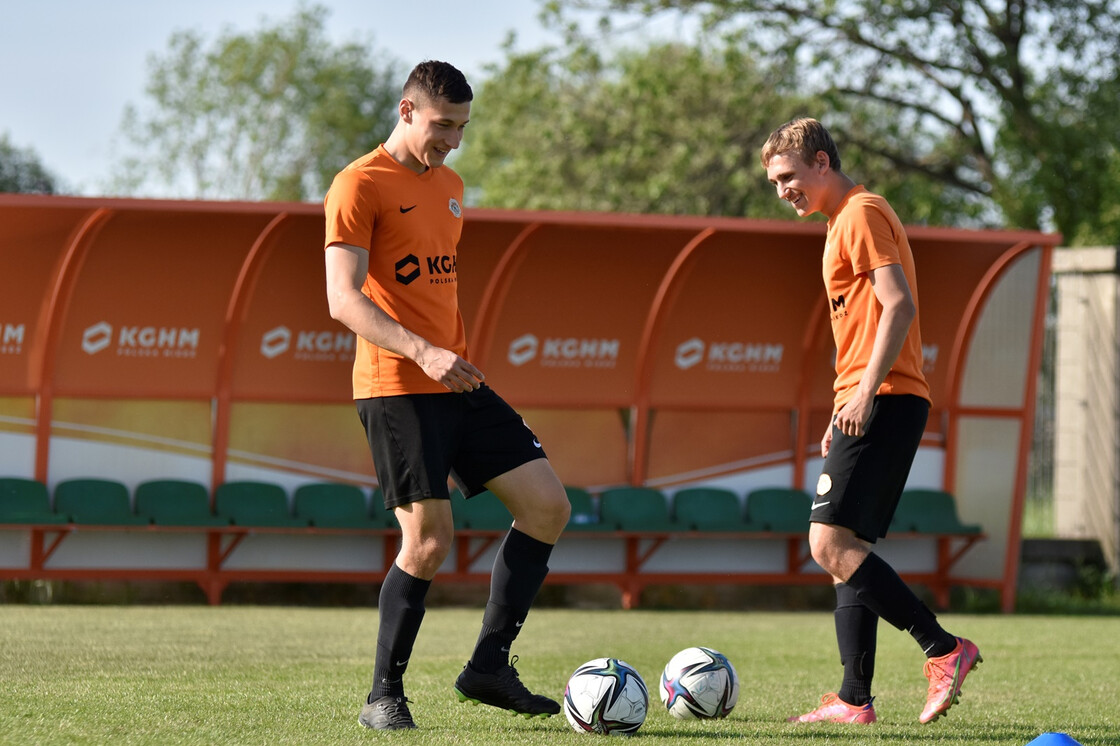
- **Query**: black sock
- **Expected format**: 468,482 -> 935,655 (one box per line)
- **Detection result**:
370,563 -> 431,701
469,527 -> 553,674
846,553 -> 956,658
834,583 -> 877,707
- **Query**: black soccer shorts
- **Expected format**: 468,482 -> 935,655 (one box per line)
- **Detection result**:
811,394 -> 930,542
356,384 -> 547,509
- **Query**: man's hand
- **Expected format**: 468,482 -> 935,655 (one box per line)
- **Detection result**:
417,347 -> 485,392
833,391 -> 873,438
823,392 -> 874,457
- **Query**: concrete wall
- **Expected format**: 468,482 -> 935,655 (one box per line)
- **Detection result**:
1053,247 -> 1120,573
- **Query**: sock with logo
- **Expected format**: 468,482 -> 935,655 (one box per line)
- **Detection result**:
834,582 -> 877,707
469,527 -> 553,674
369,563 -> 431,701
845,552 -> 956,658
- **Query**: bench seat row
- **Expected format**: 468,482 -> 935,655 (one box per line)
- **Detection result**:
0,477 -> 981,535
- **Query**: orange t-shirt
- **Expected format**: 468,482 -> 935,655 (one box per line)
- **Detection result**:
824,186 -> 931,409
324,144 -> 468,398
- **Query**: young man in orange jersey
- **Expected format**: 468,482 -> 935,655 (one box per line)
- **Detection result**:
761,118 -> 981,725
323,60 -> 570,731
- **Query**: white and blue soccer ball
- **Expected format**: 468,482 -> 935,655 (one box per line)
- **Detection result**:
563,657 -> 649,735
659,646 -> 740,720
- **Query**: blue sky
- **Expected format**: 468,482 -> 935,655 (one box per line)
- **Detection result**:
0,0 -> 562,194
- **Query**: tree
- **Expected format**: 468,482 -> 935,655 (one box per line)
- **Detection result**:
114,4 -> 402,201
546,0 -> 1120,243
456,40 -> 812,218
0,133 -> 56,194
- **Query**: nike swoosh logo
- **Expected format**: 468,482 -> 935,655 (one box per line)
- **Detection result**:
515,620 -> 524,627
811,501 -> 829,510
399,205 -> 416,213
532,439 -> 541,448
394,659 -> 409,667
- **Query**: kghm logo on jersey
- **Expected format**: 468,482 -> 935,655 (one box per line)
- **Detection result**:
674,337 -> 783,373
395,252 -> 457,286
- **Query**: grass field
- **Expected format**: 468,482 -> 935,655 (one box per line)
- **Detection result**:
1,606 -> 1116,745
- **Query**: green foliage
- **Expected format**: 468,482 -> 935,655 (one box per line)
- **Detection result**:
0,133 -> 56,194
2,607 -> 1119,744
550,0 -> 1120,242
113,4 -> 402,201
456,40 -> 810,218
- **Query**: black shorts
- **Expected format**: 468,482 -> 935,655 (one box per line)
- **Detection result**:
812,394 -> 929,542
356,384 -> 547,509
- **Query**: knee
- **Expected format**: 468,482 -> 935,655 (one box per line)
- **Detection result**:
399,529 -> 453,578
513,485 -> 570,541
531,486 -> 571,532
547,487 -> 572,529
808,538 -> 833,575
808,523 -> 868,581
808,526 -> 843,576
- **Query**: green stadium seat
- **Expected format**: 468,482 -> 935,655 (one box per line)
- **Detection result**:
368,488 -> 399,529
214,481 -> 308,528
892,489 -> 982,534
0,477 -> 68,524
135,479 -> 228,527
293,483 -> 382,529
452,489 -> 512,530
599,487 -> 677,531
54,478 -> 150,525
564,485 -> 612,531
673,487 -> 755,531
746,487 -> 812,532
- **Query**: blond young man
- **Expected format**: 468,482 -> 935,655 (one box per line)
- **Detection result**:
761,118 -> 981,725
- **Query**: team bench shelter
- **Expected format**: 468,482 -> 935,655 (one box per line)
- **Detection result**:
0,196 -> 1056,611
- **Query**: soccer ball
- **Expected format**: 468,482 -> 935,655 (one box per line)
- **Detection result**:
563,657 -> 649,735
659,646 -> 740,720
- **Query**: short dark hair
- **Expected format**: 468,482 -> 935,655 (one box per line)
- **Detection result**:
403,60 -> 473,106
760,117 -> 842,172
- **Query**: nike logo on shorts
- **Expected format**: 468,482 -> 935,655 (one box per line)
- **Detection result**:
399,204 -> 417,213
812,501 -> 830,510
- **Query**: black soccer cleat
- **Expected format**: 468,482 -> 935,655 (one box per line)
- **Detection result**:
359,695 -> 417,730
454,655 -> 560,718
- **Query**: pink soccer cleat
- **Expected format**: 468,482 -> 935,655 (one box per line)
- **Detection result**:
787,693 -> 876,724
920,637 -> 982,724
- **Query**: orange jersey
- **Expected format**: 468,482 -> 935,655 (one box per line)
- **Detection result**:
824,186 -> 930,408
324,144 -> 468,398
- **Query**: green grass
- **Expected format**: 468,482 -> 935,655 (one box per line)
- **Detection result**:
1,606 -> 1116,745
